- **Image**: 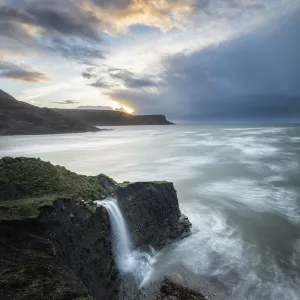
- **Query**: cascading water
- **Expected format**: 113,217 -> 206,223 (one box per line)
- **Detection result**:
96,198 -> 133,273
96,198 -> 156,284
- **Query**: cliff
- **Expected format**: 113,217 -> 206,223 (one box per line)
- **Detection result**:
0,89 -> 99,135
0,199 -> 118,300
0,157 -> 212,300
56,109 -> 174,126
116,182 -> 191,248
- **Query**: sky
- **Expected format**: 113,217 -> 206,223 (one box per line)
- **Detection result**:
0,0 -> 299,121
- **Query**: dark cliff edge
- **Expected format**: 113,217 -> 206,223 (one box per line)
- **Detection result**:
0,157 -> 217,300
0,89 -> 100,135
56,109 -> 174,126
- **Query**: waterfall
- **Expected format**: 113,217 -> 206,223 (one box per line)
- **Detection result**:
96,198 -> 156,285
96,198 -> 133,273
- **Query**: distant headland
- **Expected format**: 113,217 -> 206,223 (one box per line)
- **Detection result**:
0,89 -> 173,136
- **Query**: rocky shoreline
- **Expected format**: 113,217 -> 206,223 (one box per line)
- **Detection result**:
0,157 -> 217,299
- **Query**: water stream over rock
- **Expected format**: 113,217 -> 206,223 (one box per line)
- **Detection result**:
97,198 -> 133,273
96,198 -> 156,286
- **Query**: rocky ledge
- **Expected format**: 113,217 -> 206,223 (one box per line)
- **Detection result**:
0,157 -> 210,300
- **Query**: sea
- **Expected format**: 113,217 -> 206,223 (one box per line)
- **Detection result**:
1,125 -> 300,300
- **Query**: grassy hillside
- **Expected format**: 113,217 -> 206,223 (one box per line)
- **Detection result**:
0,89 -> 99,135
0,157 -> 115,219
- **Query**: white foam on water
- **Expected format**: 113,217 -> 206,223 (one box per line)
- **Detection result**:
229,136 -> 279,158
224,127 -> 264,131
291,238 -> 300,268
123,155 -> 217,182
154,205 -> 258,290
127,248 -> 157,287
156,155 -> 215,165
199,179 -> 300,223
176,137 -> 225,147
290,137 -> 300,142
0,136 -> 128,156
156,201 -> 300,300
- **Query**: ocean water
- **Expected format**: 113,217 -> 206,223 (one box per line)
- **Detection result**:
1,125 -> 300,299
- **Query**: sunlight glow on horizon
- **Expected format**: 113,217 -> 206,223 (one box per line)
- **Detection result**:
113,101 -> 135,114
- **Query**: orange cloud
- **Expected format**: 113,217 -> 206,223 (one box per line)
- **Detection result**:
80,0 -> 195,33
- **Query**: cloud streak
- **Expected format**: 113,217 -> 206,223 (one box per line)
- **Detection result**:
0,60 -> 50,82
52,100 -> 79,105
109,69 -> 159,89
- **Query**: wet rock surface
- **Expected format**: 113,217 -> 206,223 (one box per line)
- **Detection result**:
139,263 -> 226,300
116,182 -> 192,249
158,278 -> 207,300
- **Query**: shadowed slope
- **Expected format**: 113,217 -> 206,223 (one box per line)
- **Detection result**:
0,89 -> 99,135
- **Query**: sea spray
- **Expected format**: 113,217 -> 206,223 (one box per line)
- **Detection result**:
96,198 -> 156,285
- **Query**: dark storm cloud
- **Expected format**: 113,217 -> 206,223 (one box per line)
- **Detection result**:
0,0 -> 102,61
110,9 -> 300,121
0,61 -> 50,82
52,100 -> 79,105
0,2 -> 99,40
0,5 -> 34,24
0,6 -> 38,48
110,69 -> 159,89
